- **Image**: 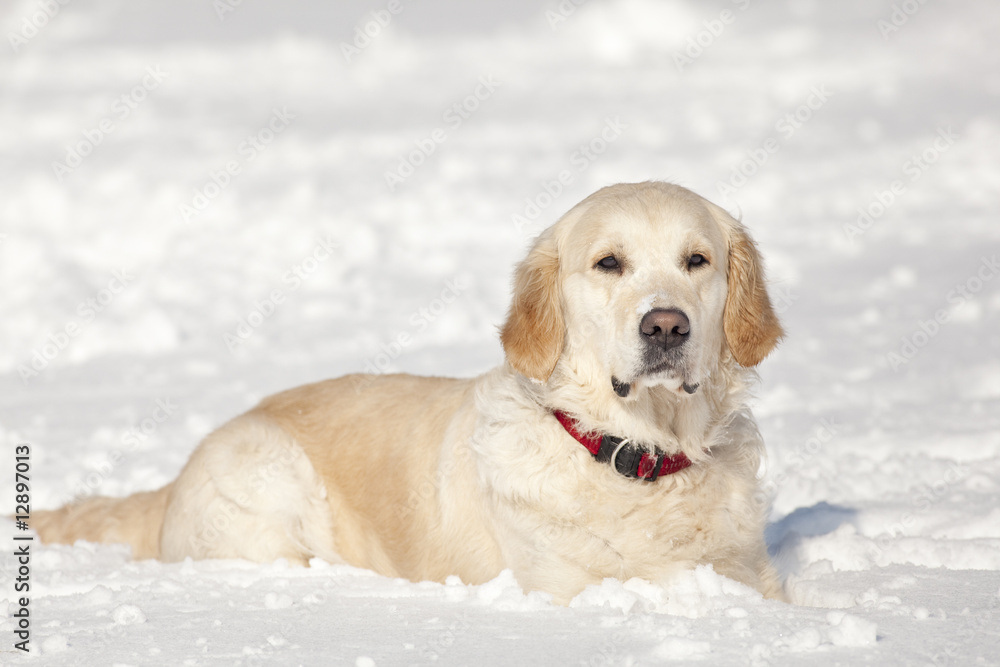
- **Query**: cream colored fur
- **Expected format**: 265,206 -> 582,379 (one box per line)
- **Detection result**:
33,181 -> 786,604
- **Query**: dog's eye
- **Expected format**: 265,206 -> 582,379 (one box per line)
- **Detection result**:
687,254 -> 708,269
596,256 -> 620,271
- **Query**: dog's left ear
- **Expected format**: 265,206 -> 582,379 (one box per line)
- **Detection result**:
709,203 -> 784,367
500,229 -> 564,382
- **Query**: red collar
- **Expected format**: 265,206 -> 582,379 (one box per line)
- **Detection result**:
553,410 -> 692,481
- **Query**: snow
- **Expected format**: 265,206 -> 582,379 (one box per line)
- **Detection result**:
2,0 -> 1000,664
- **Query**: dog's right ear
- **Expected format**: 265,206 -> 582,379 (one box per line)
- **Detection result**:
708,203 -> 784,367
500,230 -> 564,382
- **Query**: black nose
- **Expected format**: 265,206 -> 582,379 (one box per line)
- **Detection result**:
640,308 -> 690,351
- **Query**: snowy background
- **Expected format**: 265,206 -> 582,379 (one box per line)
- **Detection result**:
2,0 -> 999,664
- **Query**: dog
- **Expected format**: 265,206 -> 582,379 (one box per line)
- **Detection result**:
33,181 -> 786,604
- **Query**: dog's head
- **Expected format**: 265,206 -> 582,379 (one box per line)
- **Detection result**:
500,182 -> 782,399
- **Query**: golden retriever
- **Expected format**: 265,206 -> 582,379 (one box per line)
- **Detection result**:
34,181 -> 786,603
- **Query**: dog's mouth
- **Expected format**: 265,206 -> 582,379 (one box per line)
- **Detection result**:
643,358 -> 682,377
612,358 -> 699,398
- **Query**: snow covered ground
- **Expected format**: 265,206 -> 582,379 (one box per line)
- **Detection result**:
2,0 -> 999,664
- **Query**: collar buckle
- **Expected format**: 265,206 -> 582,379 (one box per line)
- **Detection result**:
555,410 -> 692,482
599,435 -> 651,480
